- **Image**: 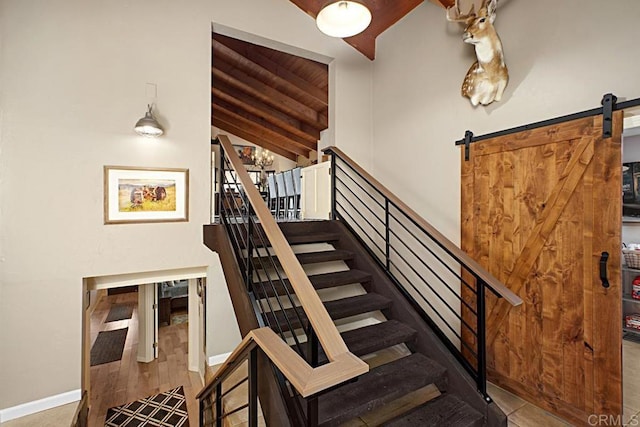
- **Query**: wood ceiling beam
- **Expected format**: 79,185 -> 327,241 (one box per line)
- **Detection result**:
343,34 -> 376,61
212,108 -> 312,158
214,118 -> 299,161
212,82 -> 320,143
214,36 -> 328,107
213,99 -> 316,151
212,60 -> 328,130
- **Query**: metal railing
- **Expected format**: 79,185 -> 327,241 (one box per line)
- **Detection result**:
199,344 -> 260,427
199,136 -> 367,427
210,142 -> 319,426
323,146 -> 522,399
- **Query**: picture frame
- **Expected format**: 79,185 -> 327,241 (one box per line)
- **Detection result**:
233,144 -> 256,165
104,166 -> 189,224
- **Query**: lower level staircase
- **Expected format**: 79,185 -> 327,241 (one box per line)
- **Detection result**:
237,220 -> 504,427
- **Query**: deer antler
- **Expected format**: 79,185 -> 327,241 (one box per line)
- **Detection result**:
485,0 -> 497,17
446,0 -> 476,23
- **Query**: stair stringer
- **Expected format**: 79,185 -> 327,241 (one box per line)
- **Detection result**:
280,220 -> 507,427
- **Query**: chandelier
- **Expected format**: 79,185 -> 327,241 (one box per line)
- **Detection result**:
252,149 -> 274,169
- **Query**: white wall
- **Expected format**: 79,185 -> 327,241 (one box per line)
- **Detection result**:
372,0 -> 640,243
0,0 -> 373,410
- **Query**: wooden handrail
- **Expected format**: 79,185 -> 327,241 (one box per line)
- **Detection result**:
323,146 -> 522,307
197,327 -> 366,399
203,135 -> 368,398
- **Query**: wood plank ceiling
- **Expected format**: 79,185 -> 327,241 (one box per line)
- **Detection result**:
212,1 -> 455,161
287,0 -> 454,60
212,33 -> 328,161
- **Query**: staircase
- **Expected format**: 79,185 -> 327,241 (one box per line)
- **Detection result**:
200,136 -> 517,427
207,219 -> 504,426
275,221 -> 492,426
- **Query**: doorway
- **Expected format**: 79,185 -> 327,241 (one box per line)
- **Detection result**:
81,268 -> 208,425
621,106 -> 640,424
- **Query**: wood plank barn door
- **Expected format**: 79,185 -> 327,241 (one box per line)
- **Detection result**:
460,112 -> 623,425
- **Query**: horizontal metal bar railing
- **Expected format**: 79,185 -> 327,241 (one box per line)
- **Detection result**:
324,146 -> 523,398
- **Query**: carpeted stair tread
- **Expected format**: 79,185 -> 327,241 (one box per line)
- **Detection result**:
318,353 -> 448,427
314,320 -> 418,364
254,269 -> 371,298
252,249 -> 354,268
384,393 -> 484,427
264,293 -> 392,332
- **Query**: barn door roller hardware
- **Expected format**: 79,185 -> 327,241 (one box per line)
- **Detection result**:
601,93 -> 617,139
455,92 -> 640,153
463,130 -> 474,161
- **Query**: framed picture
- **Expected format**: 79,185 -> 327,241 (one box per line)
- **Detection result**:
233,145 -> 256,165
104,166 -> 189,224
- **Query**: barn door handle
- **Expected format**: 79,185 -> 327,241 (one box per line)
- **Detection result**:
600,252 -> 610,289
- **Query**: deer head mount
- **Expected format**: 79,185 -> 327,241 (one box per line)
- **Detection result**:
447,0 -> 508,107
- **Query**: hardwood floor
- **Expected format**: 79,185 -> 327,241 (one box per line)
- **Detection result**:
88,290 -> 202,426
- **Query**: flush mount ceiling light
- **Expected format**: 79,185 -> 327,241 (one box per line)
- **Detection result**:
134,104 -> 164,137
316,1 -> 372,38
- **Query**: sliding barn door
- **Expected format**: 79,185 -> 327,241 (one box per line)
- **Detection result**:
461,113 -> 623,425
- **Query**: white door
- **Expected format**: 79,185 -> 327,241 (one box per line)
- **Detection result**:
301,161 -> 331,220
136,283 -> 157,363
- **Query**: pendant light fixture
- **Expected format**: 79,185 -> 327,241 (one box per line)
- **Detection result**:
316,1 -> 372,38
134,104 -> 164,137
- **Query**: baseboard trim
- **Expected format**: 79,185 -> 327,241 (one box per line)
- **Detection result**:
0,389 -> 81,423
208,352 -> 232,367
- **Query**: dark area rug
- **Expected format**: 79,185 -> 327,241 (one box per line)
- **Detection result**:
90,328 -> 128,366
104,385 -> 189,427
106,303 -> 134,322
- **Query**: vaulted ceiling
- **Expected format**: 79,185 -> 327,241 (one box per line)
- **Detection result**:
288,0 -> 455,60
212,33 -> 328,161
212,1 -> 456,161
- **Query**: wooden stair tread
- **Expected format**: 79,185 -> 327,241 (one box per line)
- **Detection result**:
315,320 -> 417,364
286,232 -> 341,245
341,384 -> 441,427
296,249 -> 354,264
254,269 -> 371,298
248,231 -> 341,248
318,353 -> 448,427
384,393 -> 484,427
252,249 -> 354,267
264,293 -> 392,332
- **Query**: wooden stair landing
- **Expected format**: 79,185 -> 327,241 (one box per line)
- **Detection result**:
317,353 -> 448,427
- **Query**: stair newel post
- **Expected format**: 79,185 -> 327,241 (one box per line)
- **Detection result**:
385,198 -> 390,270
245,204 -> 254,292
305,324 -> 319,426
476,278 -> 488,399
306,396 -> 319,427
306,325 -> 319,367
330,152 -> 337,220
248,347 -> 258,427
215,382 -> 222,427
